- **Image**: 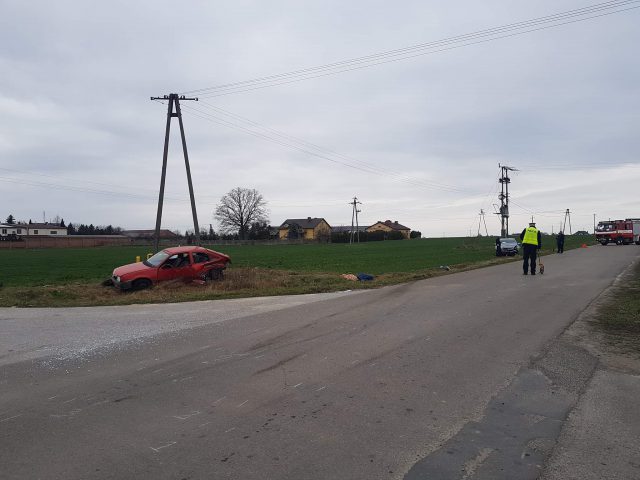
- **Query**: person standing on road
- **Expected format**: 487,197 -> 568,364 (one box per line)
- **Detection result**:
556,231 -> 565,253
520,222 -> 542,275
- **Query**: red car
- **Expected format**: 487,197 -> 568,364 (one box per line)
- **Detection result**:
110,246 -> 231,291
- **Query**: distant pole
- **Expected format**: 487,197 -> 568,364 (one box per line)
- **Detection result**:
593,213 -> 596,233
496,164 -> 517,237
349,196 -> 362,244
477,209 -> 489,236
563,209 -> 572,234
150,93 -> 200,252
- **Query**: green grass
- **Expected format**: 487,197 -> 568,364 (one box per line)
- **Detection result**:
593,260 -> 640,354
0,234 -> 593,288
0,234 -> 596,307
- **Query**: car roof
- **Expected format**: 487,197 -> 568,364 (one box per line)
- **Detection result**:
162,245 -> 230,260
163,246 -> 206,254
500,238 -> 517,241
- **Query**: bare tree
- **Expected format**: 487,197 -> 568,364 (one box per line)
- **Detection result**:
215,187 -> 268,240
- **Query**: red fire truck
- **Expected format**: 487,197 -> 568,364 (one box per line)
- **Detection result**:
595,219 -> 640,245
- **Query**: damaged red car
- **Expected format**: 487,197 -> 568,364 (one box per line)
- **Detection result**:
110,246 -> 231,291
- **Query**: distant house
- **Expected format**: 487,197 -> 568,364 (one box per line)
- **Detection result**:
26,223 -> 68,236
278,217 -> 331,240
122,229 -> 179,240
0,223 -> 24,237
366,220 -> 411,239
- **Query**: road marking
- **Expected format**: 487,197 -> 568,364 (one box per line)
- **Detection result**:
293,383 -> 303,388
173,411 -> 201,420
48,396 -> 58,400
152,368 -> 164,374
0,414 -> 22,423
237,400 -> 248,408
150,441 -> 176,453
225,427 -> 236,433
199,422 -> 212,427
254,355 -> 265,359
212,396 -> 225,405
62,397 -> 77,404
316,386 -> 327,392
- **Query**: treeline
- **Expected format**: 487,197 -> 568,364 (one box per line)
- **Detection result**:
67,223 -> 123,235
186,222 -> 274,242
330,230 -> 422,243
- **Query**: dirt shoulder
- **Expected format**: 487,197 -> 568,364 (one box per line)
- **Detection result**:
541,257 -> 640,480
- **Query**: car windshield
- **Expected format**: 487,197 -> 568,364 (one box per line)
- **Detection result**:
143,251 -> 171,267
500,238 -> 517,245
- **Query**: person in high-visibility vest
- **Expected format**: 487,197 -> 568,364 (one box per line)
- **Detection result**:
519,222 -> 542,275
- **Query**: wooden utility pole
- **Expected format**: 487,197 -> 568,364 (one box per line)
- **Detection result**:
150,94 -> 200,252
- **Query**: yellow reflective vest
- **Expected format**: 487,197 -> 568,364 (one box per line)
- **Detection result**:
522,227 -> 539,246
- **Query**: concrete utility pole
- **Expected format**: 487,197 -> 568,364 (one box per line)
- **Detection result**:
495,165 -> 517,237
477,209 -> 489,236
593,213 -> 596,234
349,197 -> 362,244
563,208 -> 572,234
150,93 -> 200,252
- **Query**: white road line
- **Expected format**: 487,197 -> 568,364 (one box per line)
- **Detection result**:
212,396 -> 225,405
237,400 -> 248,408
293,383 -> 303,388
225,427 -> 236,433
315,386 -> 327,392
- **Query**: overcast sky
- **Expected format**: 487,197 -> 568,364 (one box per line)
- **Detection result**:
2,0 -> 639,236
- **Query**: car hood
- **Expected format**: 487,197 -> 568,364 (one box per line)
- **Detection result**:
113,262 -> 154,277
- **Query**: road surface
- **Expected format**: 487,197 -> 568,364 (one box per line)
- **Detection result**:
1,245 -> 637,479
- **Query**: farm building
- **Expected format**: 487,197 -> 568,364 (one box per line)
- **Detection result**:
278,217 -> 331,240
366,220 -> 411,239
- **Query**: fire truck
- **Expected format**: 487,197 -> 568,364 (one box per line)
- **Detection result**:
595,219 -> 640,245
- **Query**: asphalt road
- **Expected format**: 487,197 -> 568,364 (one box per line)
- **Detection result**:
1,245 -> 637,480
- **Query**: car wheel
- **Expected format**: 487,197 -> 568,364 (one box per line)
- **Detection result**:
599,239 -> 608,245
616,237 -> 623,245
132,278 -> 152,291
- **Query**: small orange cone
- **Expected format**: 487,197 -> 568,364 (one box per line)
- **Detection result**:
581,243 -> 588,248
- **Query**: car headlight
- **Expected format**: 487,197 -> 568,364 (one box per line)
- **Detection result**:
115,276 -> 120,282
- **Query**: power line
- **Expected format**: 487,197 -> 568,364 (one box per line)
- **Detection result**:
193,100 -> 465,193
175,101 -> 473,195
181,1 -> 640,98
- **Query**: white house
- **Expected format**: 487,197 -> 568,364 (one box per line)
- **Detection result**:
0,224 -> 24,237
26,223 -> 68,236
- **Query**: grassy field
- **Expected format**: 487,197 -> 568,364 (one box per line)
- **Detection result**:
0,234 -> 595,307
593,259 -> 640,355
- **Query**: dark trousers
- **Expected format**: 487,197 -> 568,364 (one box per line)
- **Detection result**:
557,242 -> 564,253
523,244 -> 538,274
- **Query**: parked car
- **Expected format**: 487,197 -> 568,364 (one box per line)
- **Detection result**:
496,237 -> 519,257
109,246 -> 231,291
